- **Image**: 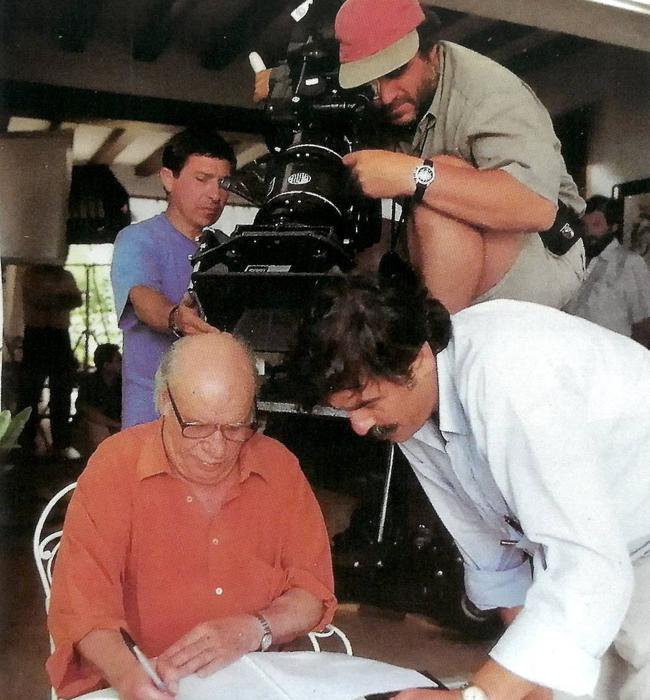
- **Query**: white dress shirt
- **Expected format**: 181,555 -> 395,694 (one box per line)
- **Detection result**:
565,239 -> 650,337
400,300 -> 650,696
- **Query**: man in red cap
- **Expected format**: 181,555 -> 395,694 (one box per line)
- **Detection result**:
336,0 -> 585,314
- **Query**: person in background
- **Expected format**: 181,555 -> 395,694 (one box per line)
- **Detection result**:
111,127 -> 235,428
292,263 -> 650,700
47,332 -> 335,699
565,195 -> 650,347
17,264 -> 82,460
73,343 -> 122,455
333,0 -> 585,313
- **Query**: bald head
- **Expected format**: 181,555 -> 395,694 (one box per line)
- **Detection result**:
155,333 -> 257,416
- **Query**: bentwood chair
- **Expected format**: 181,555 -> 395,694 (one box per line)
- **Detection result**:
33,481 -> 77,700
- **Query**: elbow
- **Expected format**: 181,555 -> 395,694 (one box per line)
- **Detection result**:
535,199 -> 557,233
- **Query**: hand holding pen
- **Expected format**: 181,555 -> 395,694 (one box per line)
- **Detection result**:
120,627 -> 175,698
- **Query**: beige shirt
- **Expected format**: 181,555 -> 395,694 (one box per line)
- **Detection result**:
412,41 -> 585,215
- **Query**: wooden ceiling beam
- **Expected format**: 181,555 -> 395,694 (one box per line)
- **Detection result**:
0,81 -> 267,135
132,0 -> 177,62
134,145 -> 166,177
89,127 -> 132,164
56,0 -> 99,53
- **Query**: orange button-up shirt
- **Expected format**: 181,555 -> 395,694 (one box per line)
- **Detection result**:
47,421 -> 336,698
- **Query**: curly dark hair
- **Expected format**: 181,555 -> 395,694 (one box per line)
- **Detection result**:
162,127 -> 236,176
290,258 -> 451,407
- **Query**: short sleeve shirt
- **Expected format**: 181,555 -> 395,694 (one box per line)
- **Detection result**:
111,214 -> 198,427
412,42 -> 584,215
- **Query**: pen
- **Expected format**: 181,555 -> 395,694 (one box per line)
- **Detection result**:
120,627 -> 168,691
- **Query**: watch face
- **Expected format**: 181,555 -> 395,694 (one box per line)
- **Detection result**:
461,685 -> 489,700
415,164 -> 435,186
260,632 -> 273,651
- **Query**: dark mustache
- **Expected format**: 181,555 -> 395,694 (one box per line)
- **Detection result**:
368,424 -> 399,440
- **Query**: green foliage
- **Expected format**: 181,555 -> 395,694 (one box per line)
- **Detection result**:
66,244 -> 121,368
0,407 -> 31,451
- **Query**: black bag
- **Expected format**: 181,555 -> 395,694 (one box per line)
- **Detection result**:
539,200 -> 582,256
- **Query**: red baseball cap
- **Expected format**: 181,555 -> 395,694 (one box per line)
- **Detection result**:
335,0 -> 425,89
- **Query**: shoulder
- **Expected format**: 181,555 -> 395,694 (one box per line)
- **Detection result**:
450,301 -> 593,379
243,433 -> 305,487
77,423 -> 151,495
114,214 -> 169,248
442,41 -> 528,99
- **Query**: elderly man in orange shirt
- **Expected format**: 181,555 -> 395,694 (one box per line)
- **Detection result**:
47,333 -> 336,700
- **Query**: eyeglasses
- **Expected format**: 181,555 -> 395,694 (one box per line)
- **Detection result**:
166,384 -> 257,442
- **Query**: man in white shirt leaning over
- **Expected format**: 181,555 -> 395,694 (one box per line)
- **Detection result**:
292,262 -> 650,700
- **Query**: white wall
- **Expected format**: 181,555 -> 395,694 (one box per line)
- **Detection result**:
0,131 -> 73,264
525,44 -> 650,197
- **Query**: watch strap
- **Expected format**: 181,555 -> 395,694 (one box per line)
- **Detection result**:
413,158 -> 434,204
254,613 -> 273,651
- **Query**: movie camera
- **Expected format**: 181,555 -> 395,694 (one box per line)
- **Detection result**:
190,16 -> 382,351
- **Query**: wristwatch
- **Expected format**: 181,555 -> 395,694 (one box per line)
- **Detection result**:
412,158 -> 435,203
167,304 -> 183,338
254,613 -> 273,651
460,684 -> 489,700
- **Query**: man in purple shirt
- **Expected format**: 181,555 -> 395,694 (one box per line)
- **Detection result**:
111,128 -> 235,427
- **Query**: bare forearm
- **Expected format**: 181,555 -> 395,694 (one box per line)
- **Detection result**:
129,286 -> 175,333
129,286 -> 218,336
423,160 -> 556,233
260,588 -> 325,645
468,658 -> 550,700
342,150 -> 556,235
77,629 -> 140,689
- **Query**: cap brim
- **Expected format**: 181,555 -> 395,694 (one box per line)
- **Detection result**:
338,30 -> 419,89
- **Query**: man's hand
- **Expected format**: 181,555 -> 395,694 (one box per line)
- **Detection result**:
253,68 -> 271,103
343,151 -> 421,200
114,663 -> 175,700
156,615 -> 260,691
172,302 -> 219,336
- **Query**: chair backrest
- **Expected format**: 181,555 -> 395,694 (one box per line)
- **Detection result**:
33,482 -> 77,608
307,623 -> 353,655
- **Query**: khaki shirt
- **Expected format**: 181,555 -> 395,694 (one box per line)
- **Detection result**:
412,41 -> 585,215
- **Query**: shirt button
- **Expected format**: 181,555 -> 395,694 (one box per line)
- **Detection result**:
186,496 -> 193,503
215,587 -> 224,595
212,538 -> 219,545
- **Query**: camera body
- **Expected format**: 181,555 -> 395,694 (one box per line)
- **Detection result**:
190,23 -> 381,351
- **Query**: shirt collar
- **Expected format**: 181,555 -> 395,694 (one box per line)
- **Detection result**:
413,43 -> 446,153
135,420 -> 271,484
599,238 -> 621,261
434,344 -> 470,436
409,341 -> 469,444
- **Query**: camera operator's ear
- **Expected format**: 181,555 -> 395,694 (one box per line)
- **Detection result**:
159,167 -> 176,195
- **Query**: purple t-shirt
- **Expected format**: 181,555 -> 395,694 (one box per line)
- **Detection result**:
111,214 -> 198,427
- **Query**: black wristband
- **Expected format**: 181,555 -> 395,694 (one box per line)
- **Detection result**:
412,158 -> 435,204
168,304 -> 183,338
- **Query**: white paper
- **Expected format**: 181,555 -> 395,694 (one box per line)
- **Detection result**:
177,651 -> 436,700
